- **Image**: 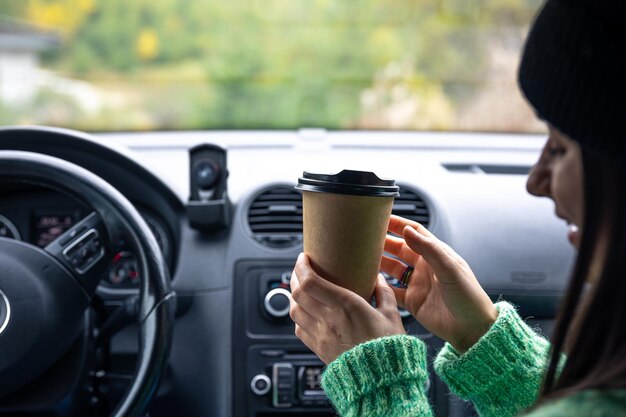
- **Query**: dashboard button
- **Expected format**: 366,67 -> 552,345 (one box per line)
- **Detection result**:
280,271 -> 292,284
264,288 -> 291,318
277,393 -> 292,405
250,374 -> 271,396
272,363 -> 294,407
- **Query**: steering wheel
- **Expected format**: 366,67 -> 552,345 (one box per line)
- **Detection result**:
0,147 -> 175,416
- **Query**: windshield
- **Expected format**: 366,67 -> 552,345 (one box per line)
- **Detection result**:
0,1 -> 545,133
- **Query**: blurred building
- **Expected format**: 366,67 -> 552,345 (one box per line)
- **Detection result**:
0,18 -> 58,103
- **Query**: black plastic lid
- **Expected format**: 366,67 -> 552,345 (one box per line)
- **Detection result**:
295,170 -> 399,197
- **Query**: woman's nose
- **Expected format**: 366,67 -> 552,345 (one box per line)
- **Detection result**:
526,162 -> 551,197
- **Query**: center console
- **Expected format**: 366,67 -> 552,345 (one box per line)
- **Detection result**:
233,260 -> 451,417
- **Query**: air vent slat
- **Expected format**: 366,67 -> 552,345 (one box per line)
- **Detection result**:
393,208 -> 430,215
395,200 -> 427,206
251,224 -> 304,232
249,216 -> 303,224
404,216 -> 430,223
267,205 -> 299,213
250,200 -> 302,208
248,208 -> 303,215
255,194 -> 302,201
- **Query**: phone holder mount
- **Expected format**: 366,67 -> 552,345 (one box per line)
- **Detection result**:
187,144 -> 231,231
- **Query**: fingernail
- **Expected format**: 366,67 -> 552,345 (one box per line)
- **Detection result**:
404,226 -> 418,238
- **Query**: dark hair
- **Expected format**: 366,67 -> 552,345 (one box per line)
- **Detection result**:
540,149 -> 626,400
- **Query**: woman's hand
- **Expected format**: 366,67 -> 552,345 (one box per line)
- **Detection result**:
382,215 -> 498,353
289,253 -> 405,364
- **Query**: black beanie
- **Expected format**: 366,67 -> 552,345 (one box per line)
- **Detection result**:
518,0 -> 626,164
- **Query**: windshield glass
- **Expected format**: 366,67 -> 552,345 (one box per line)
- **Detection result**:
0,1 -> 545,132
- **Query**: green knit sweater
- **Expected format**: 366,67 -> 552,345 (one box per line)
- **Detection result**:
321,302 -> 626,417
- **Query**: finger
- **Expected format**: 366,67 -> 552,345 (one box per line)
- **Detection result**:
384,235 -> 420,265
290,268 -> 300,292
389,285 -> 407,309
380,255 -> 411,280
292,290 -> 328,321
290,278 -> 328,318
373,274 -> 398,313
292,259 -> 345,316
295,253 -> 360,308
388,215 -> 432,238
289,301 -> 317,331
403,226 -> 457,280
391,274 -> 430,317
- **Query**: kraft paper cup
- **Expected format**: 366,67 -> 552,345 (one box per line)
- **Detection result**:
296,170 -> 399,300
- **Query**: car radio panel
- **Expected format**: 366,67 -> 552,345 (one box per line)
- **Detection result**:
248,347 -> 330,410
233,260 -> 441,417
234,261 -> 335,416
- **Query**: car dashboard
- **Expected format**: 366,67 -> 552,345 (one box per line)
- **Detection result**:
0,128 -> 575,417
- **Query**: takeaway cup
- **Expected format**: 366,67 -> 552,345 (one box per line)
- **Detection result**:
295,170 -> 399,300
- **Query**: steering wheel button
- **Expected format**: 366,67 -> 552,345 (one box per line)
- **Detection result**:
86,242 -> 97,255
59,226 -> 86,246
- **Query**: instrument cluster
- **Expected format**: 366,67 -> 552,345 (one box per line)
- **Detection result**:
0,199 -> 172,291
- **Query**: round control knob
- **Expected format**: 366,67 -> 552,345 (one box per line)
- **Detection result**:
251,374 -> 271,396
264,288 -> 291,318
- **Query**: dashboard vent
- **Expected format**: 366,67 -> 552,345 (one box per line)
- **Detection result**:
248,186 -> 303,248
443,163 -> 530,175
393,186 -> 430,229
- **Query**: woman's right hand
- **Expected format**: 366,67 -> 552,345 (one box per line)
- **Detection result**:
382,215 -> 498,353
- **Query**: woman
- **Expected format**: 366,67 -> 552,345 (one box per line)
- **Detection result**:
288,0 -> 626,416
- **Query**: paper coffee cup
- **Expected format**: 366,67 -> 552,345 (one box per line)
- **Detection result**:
295,170 -> 399,300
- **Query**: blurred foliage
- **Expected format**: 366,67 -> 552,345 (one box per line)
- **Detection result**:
25,0 -> 95,34
0,0 -> 542,131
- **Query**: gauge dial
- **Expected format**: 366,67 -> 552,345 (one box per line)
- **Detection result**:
0,214 -> 21,240
102,211 -> 171,290
108,251 -> 140,287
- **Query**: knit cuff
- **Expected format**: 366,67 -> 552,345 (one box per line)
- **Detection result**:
322,335 -> 430,417
434,302 -> 550,400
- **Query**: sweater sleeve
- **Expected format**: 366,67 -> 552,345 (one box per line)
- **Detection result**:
434,302 -> 551,417
321,335 -> 433,417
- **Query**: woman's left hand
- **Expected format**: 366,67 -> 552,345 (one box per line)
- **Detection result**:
289,253 -> 406,364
